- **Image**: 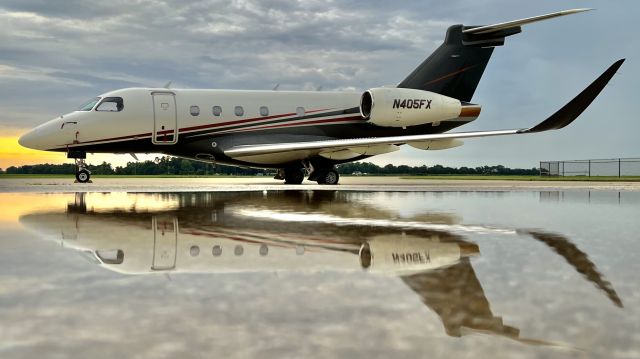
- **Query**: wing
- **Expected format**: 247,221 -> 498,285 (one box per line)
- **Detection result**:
522,229 -> 623,308
225,59 -> 623,161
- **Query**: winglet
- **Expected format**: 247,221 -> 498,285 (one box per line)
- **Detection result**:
522,229 -> 623,308
520,59 -> 625,133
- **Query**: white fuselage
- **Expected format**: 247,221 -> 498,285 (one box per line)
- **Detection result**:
19,88 -> 363,153
18,87 -> 475,168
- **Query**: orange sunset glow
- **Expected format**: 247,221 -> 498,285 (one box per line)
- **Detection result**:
0,134 -> 160,170
0,136 -> 66,169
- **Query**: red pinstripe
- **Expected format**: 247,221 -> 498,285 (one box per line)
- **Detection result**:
63,108 -> 354,147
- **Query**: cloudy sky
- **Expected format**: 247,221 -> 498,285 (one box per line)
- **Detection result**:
0,0 -> 636,168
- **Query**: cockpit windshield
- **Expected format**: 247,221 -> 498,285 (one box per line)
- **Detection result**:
95,249 -> 124,265
96,97 -> 124,112
77,97 -> 100,111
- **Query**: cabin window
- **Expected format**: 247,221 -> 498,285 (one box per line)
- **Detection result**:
259,106 -> 269,116
190,245 -> 200,257
212,106 -> 222,116
212,245 -> 222,256
234,245 -> 244,256
77,97 -> 100,111
235,106 -> 244,117
190,105 -> 200,116
296,106 -> 305,117
95,97 -> 124,112
259,244 -> 268,256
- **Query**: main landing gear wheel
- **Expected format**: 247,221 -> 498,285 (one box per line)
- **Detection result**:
284,168 -> 304,184
75,168 -> 91,183
317,169 -> 339,185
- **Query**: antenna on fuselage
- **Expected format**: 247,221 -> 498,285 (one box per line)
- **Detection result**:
163,81 -> 172,89
316,85 -> 323,91
272,83 -> 280,91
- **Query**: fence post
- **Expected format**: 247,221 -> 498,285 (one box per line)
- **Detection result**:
588,160 -> 591,177
619,158 -> 621,177
562,161 -> 565,177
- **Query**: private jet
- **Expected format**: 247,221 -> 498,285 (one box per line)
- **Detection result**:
18,9 -> 624,184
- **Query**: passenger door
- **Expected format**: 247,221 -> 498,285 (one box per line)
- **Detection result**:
151,216 -> 177,271
152,92 -> 178,144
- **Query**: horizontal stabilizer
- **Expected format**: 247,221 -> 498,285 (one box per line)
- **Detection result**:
225,60 -> 623,159
463,8 -> 593,35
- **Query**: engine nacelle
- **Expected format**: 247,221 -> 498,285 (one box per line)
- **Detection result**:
360,88 -> 463,127
359,234 -> 479,276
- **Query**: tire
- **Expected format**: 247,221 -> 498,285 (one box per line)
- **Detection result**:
284,168 -> 304,184
76,169 -> 91,183
317,169 -> 339,185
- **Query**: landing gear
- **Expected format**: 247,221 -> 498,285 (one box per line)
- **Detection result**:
73,157 -> 92,183
283,167 -> 305,184
306,161 -> 340,185
315,168 -> 340,185
278,161 -> 340,185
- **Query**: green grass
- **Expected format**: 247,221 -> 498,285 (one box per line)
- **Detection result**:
0,174 -> 263,179
0,174 -> 73,178
400,175 -> 640,182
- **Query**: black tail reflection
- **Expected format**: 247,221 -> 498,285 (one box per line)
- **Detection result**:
402,259 -> 520,338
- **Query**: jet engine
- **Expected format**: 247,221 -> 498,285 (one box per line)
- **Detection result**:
360,88 -> 471,127
359,234 -> 479,276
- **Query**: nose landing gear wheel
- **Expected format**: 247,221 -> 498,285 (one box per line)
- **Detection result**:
317,169 -> 339,185
70,154 -> 91,183
75,168 -> 91,183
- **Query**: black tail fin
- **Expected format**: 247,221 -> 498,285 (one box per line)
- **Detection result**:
398,9 -> 594,101
398,25 -> 520,102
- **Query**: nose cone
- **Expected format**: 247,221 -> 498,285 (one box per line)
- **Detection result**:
18,129 -> 39,150
18,116 -> 66,151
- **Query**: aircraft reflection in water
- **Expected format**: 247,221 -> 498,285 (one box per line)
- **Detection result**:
20,191 -> 622,345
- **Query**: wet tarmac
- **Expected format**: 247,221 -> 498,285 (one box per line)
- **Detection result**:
1,176 -> 640,192
0,187 -> 638,358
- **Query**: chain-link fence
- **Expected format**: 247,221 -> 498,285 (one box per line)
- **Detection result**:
540,158 -> 640,177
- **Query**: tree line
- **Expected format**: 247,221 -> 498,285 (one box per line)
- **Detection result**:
2,157 -> 268,176
337,162 -> 538,175
1,156 -> 538,176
